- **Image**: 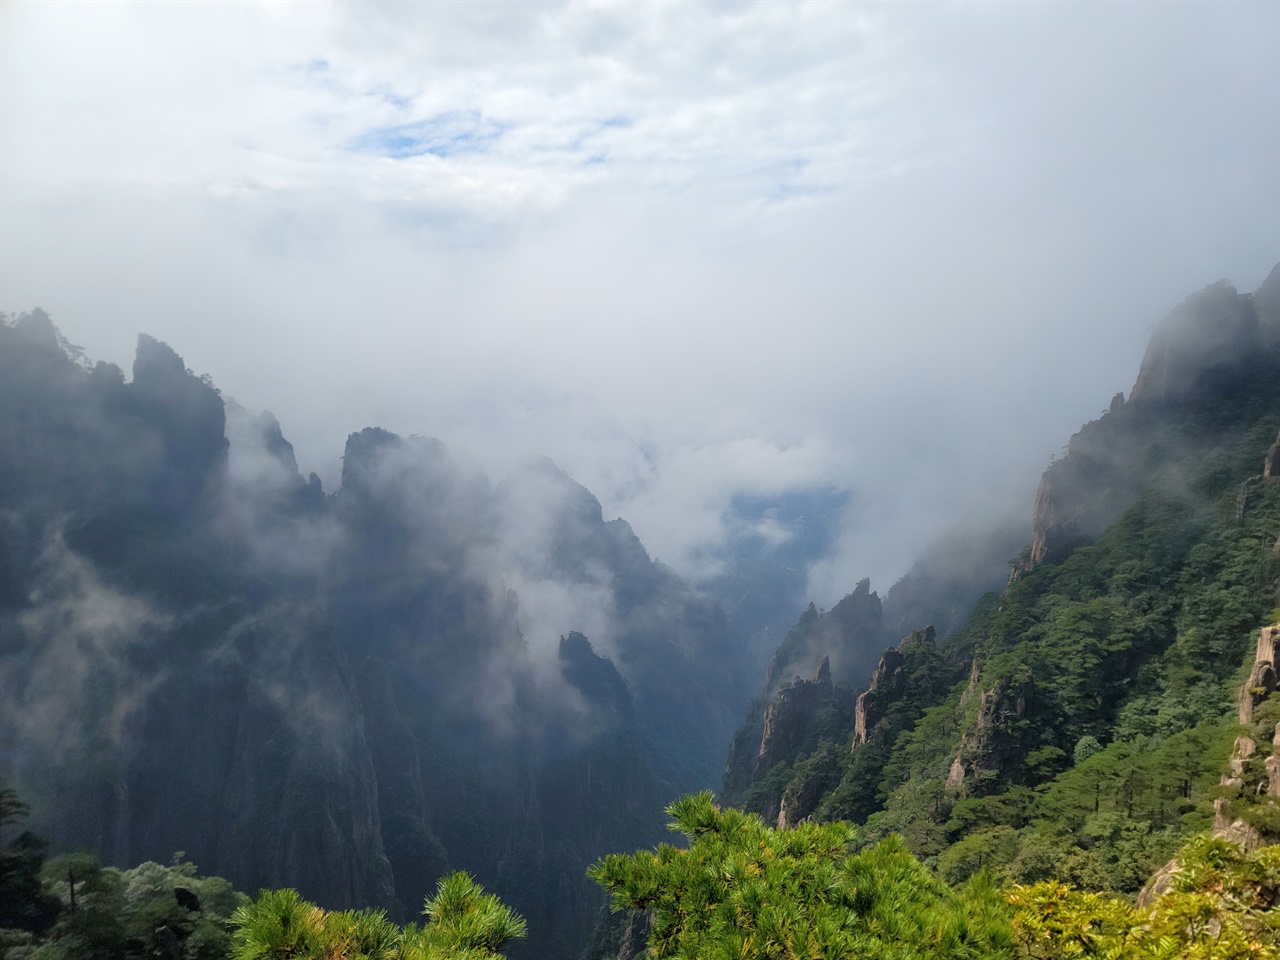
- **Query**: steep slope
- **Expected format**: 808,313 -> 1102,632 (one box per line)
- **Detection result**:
0,314 -> 396,908
720,268 -> 1280,893
0,312 -> 743,959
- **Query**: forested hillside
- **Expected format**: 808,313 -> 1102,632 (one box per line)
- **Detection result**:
4,265 -> 1279,960
721,265 -> 1280,898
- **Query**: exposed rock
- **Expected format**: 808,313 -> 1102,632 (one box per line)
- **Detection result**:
1259,625 -> 1278,666
777,774 -> 825,831
946,671 -> 1034,795
852,648 -> 905,747
1265,430 -> 1280,479
1227,736 -> 1256,779
1026,471 -> 1080,570
1212,798 -> 1267,852
754,657 -> 834,781
1137,858 -> 1182,908
615,910 -> 653,960
762,581 -> 886,695
959,659 -> 981,708
852,626 -> 935,748
1208,623 -> 1280,851
1239,626 -> 1278,725
1253,261 -> 1280,346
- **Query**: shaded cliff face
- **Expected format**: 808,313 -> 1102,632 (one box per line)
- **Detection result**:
0,311 -> 746,959
1129,280 -> 1263,406
0,315 -> 392,910
881,517 -> 1028,641
1021,273 -> 1280,576
721,580 -> 890,808
762,579 -> 888,695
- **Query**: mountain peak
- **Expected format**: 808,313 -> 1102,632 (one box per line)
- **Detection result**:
1129,279 -> 1261,405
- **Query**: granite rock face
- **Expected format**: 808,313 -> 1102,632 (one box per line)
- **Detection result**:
761,580 -> 887,696
754,657 -> 834,781
0,314 -> 745,959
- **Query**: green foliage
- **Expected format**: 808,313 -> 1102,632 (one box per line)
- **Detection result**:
866,467 -> 1279,890
0,786 -> 60,934
590,795 -> 1280,960
0,794 -> 250,960
1008,836 -> 1280,958
227,871 -> 526,960
722,398 -> 1280,913
588,791 -> 1013,959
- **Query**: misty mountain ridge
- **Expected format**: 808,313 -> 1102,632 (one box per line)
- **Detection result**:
4,262 -> 1279,959
0,309 -> 754,957
711,263 -> 1280,924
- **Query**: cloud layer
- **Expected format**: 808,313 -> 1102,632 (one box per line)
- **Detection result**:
3,1 -> 1277,599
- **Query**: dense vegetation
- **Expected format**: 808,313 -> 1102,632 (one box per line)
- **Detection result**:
10,779 -> 1277,959
1,787 -> 247,960
227,872 -> 525,960
589,793 -> 1280,959
1,786 -> 527,960
725,385 -> 1280,894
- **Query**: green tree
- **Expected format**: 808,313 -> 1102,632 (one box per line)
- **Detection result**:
1008,836 -> 1280,959
588,792 -> 1013,959
228,871 -> 526,960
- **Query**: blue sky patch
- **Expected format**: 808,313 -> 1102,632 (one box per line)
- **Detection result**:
349,111 -> 507,159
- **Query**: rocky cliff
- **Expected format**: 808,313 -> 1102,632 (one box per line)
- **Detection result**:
716,263 -> 1280,899
1018,271 -> 1280,577
0,312 -> 745,959
853,627 -> 935,748
722,583 -> 888,804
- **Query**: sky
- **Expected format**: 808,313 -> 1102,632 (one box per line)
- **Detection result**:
3,1 -> 1278,603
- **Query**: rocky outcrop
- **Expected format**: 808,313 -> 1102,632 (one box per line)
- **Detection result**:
754,657 -> 833,781
1264,430 -> 1280,479
852,627 -> 935,749
1253,261 -> 1280,347
1239,625 -> 1278,726
1144,623 -> 1280,905
776,761 -> 828,830
1017,268 -> 1280,579
852,648 -> 905,747
762,580 -> 888,696
945,669 -> 1034,795
1268,723 -> 1280,799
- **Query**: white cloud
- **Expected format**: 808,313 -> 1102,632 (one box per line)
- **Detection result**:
3,0 -> 1277,603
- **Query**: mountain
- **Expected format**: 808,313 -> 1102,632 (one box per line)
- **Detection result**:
0,312 -> 746,958
718,266 -> 1280,892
